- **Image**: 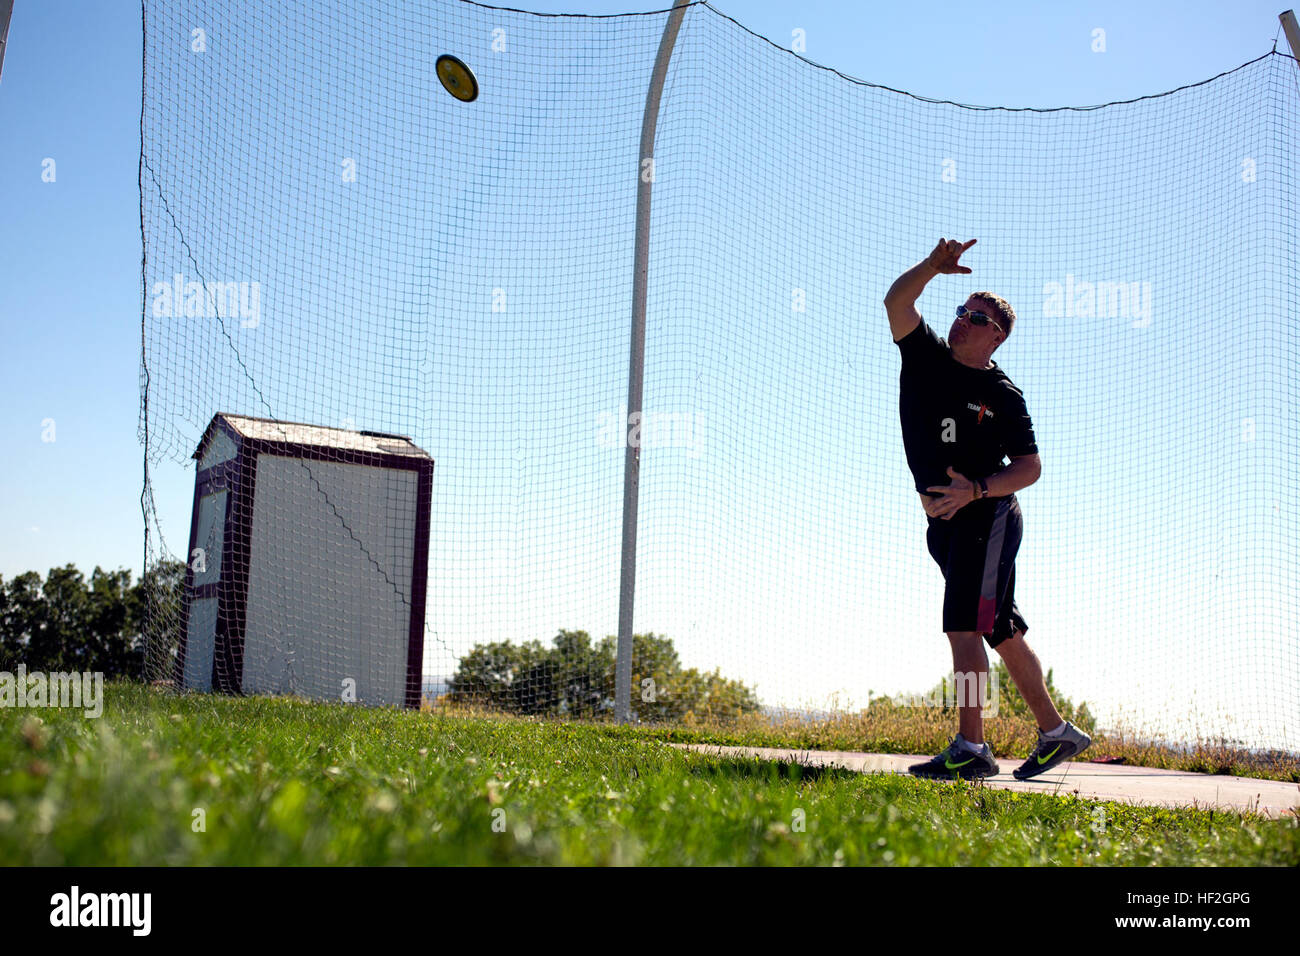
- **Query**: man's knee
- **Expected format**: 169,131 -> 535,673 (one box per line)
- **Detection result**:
946,631 -> 989,655
946,632 -> 993,655
994,627 -> 1027,655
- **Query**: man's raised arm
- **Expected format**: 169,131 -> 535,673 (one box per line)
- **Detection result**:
884,237 -> 977,343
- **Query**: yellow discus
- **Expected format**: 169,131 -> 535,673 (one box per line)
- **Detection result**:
436,54 -> 478,103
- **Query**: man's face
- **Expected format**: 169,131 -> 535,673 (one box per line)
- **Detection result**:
950,296 -> 1005,351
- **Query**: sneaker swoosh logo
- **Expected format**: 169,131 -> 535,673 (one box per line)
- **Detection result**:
945,757 -> 976,769
1037,744 -> 1062,765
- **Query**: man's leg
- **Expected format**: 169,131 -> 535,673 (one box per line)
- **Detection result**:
993,627 -> 1063,732
908,629 -> 1000,779
946,630 -> 988,744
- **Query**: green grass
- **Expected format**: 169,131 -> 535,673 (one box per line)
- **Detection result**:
1,683 -> 1296,865
570,704 -> 1300,784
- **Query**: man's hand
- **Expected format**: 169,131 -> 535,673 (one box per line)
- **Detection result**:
923,466 -> 977,520
926,237 -> 977,275
884,238 -> 976,340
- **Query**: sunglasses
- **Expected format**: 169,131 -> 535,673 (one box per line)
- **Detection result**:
956,304 -> 1005,336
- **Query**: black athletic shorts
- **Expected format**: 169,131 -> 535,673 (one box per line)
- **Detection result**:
924,493 -> 1028,648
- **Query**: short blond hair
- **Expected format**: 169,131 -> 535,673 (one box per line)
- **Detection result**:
970,291 -> 1016,340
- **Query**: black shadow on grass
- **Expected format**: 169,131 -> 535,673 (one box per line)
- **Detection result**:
684,753 -> 863,785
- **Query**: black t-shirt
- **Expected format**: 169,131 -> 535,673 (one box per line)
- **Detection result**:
895,320 -> 1037,497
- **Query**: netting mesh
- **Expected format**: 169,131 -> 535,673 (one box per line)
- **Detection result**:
141,0 -> 1300,749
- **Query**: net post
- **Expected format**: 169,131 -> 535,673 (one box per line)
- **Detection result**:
617,0 -> 691,724
0,0 -> 13,82
1281,10 -> 1300,62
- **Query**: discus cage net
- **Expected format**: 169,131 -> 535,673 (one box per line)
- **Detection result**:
140,0 -> 1300,752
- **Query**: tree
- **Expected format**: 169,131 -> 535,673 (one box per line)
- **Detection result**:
0,571 -> 43,670
137,559 -> 186,681
447,629 -> 761,720
0,560 -> 185,679
447,639 -> 548,713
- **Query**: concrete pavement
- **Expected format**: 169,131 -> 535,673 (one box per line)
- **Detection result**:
671,743 -> 1300,818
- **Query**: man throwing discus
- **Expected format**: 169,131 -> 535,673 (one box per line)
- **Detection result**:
884,237 -> 1091,781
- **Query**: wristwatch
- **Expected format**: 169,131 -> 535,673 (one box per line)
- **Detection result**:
976,477 -> 989,498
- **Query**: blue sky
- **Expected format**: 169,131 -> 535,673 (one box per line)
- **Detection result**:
3,0 -> 1298,747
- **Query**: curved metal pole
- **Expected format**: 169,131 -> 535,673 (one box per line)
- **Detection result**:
617,0 -> 691,723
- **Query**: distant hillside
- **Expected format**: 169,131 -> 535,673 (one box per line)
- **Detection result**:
421,675 -> 450,700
